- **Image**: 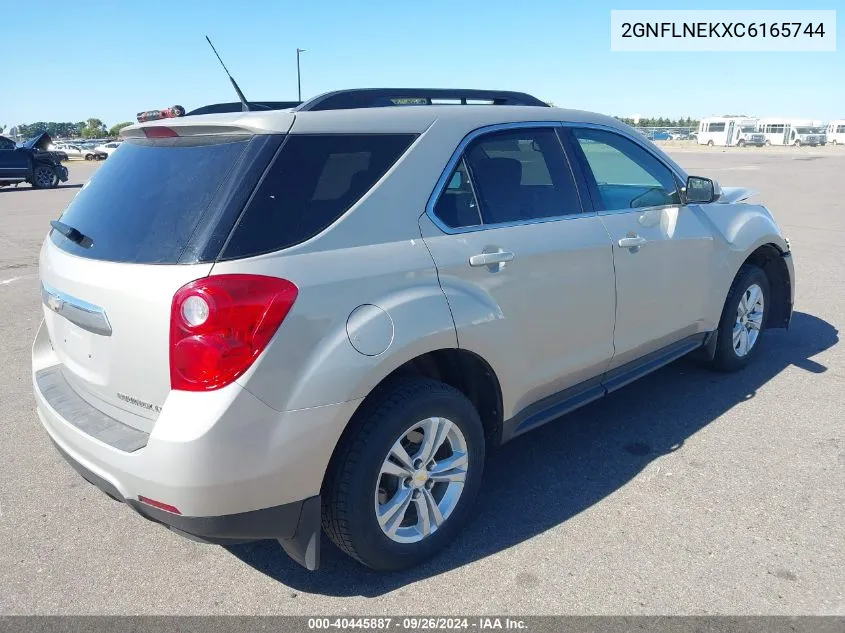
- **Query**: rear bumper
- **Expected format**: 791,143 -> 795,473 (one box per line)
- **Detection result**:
32,319 -> 360,569
51,437 -> 312,543
51,439 -> 322,568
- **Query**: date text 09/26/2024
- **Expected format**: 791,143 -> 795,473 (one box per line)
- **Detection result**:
307,618 -> 528,630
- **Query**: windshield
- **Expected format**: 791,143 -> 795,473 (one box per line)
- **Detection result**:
795,127 -> 813,134
740,126 -> 757,133
50,135 -> 257,264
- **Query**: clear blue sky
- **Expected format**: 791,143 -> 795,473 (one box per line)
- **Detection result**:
1,0 -> 841,128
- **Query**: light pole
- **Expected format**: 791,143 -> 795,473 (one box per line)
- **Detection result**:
296,48 -> 306,102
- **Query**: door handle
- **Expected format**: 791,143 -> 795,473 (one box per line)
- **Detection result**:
469,251 -> 515,267
618,235 -> 648,249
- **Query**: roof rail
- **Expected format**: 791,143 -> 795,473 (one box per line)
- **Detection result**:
297,88 -> 549,111
186,101 -> 302,116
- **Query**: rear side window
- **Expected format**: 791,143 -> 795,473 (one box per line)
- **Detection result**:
50,136 -> 254,263
433,158 -> 482,229
464,128 -> 582,225
222,134 -> 416,259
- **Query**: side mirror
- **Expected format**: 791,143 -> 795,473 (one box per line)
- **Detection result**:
684,176 -> 719,204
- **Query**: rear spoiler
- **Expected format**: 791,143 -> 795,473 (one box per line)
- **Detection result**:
120,111 -> 296,139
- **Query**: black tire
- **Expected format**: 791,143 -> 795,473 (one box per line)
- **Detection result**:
322,378 -> 485,571
707,140 -> 714,146
84,154 -> 94,161
712,264 -> 770,372
765,140 -> 771,146
794,140 -> 802,147
31,164 -> 59,189
737,140 -> 746,147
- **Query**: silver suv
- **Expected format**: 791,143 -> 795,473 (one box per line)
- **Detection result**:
32,89 -> 794,571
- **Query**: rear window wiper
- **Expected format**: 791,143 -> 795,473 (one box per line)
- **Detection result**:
50,220 -> 94,249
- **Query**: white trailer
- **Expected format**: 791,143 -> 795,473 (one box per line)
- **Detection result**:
697,117 -> 763,147
826,120 -> 845,145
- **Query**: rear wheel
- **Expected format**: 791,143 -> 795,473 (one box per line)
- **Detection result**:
707,140 -> 714,146
31,165 -> 59,189
322,379 -> 485,570
712,265 -> 769,372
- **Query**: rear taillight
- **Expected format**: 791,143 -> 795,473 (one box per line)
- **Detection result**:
169,275 -> 298,391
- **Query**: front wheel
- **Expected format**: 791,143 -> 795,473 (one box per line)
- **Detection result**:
707,140 -> 714,146
84,154 -> 94,161
712,265 -> 769,372
31,165 -> 59,189
794,140 -> 802,147
737,140 -> 746,147
322,379 -> 485,570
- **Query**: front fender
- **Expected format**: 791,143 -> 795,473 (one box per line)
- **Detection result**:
706,203 -> 788,254
701,202 -> 791,322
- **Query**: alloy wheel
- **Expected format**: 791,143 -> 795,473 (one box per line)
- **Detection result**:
374,416 -> 468,544
34,166 -> 54,188
733,283 -> 765,357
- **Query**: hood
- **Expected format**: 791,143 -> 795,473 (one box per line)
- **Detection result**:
717,187 -> 757,204
22,131 -> 53,151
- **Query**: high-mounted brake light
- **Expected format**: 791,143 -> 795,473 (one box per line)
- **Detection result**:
143,126 -> 179,139
170,275 -> 298,391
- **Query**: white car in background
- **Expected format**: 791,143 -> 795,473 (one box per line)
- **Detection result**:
55,143 -> 107,161
96,141 -> 122,156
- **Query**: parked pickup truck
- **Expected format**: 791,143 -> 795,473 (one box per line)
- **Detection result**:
0,132 -> 69,189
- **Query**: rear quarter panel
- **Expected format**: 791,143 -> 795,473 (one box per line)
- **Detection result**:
212,239 -> 457,413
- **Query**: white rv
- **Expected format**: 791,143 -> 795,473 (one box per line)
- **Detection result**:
697,117 -> 764,147
826,120 -> 845,145
757,119 -> 826,146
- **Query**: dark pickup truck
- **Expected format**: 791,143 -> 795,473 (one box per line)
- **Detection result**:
0,132 -> 69,189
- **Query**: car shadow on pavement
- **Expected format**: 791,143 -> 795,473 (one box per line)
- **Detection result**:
0,184 -> 83,193
227,311 -> 837,596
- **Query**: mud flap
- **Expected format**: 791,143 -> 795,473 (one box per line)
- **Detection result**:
690,330 -> 718,362
279,495 -> 321,570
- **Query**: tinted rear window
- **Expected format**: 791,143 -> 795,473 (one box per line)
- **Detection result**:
50,136 -> 253,263
221,134 -> 416,259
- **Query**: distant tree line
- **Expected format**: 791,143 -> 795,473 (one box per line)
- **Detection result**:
615,116 -> 699,128
8,119 -> 133,140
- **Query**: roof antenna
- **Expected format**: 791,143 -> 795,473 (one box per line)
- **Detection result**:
205,36 -> 251,112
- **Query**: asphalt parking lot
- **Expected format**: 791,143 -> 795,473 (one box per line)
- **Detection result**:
1,150 -> 843,615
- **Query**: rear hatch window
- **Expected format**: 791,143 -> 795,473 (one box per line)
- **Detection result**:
50,135 -> 273,264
